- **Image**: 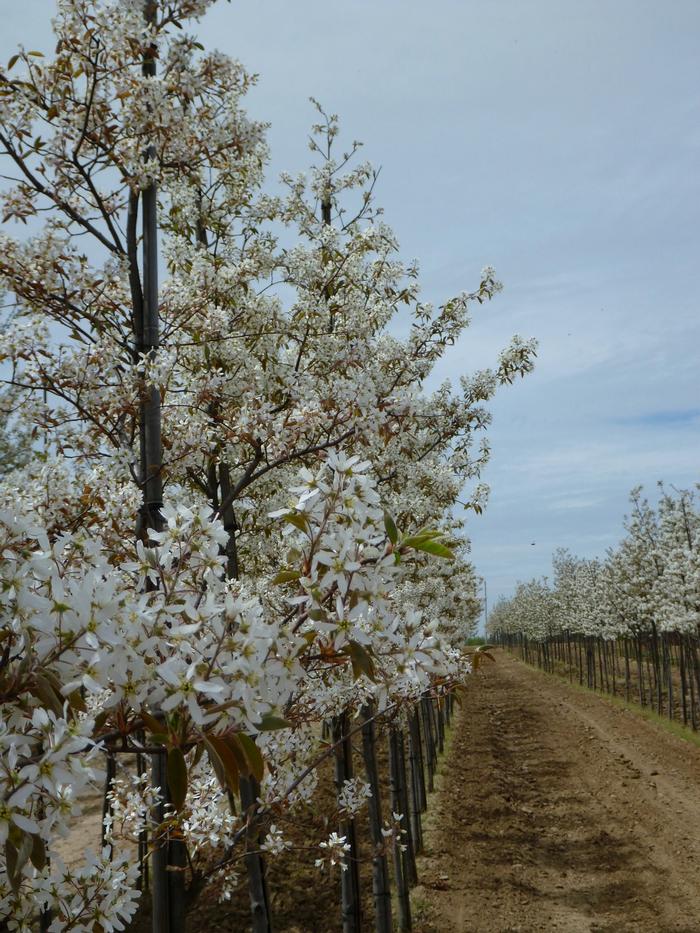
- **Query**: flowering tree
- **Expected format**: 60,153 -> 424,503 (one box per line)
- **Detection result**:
490,487 -> 700,645
0,1 -> 536,929
489,485 -> 700,717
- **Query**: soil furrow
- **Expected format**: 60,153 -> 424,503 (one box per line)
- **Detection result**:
414,651 -> 700,933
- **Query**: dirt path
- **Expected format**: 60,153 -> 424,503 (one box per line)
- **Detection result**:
414,650 -> 700,933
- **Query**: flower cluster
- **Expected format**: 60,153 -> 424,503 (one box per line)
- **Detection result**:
316,832 -> 351,871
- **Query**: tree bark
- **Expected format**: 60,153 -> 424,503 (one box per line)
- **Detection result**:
240,776 -> 273,933
333,713 -> 362,933
361,707 -> 393,933
388,727 -> 413,930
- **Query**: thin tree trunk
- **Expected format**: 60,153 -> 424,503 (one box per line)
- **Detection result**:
136,5 -> 185,927
101,754 -> 116,851
686,636 -> 698,730
644,639 -> 654,708
218,463 -> 239,580
333,713 -> 362,933
361,707 -> 393,933
650,622 -> 662,715
409,710 -> 427,814
396,728 -> 418,886
610,640 -> 617,697
388,727 -> 413,929
217,464 -> 272,930
406,716 -> 423,855
240,776 -> 273,933
600,639 -> 608,693
577,636 -> 584,686
421,697 -> 435,795
692,635 -> 700,722
635,635 -> 644,707
137,750 -> 150,892
679,636 -> 689,726
664,635 -> 674,720
37,795 -> 51,932
151,752 -> 171,933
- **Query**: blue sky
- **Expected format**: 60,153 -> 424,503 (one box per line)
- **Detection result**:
4,1 -> 700,621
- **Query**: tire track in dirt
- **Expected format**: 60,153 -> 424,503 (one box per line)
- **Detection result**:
414,651 -> 700,933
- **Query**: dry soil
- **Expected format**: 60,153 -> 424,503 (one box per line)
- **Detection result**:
413,650 -> 700,933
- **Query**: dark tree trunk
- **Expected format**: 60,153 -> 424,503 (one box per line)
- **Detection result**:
240,776 -> 273,933
388,727 -> 414,930
361,707 -> 393,933
333,713 -> 362,933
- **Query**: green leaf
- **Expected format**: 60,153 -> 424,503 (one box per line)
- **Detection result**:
204,735 -> 239,794
31,674 -> 64,716
66,689 -> 87,714
272,569 -> 302,585
7,54 -> 19,71
255,712 -> 292,732
472,647 -> 496,669
191,741 -> 205,769
383,511 -> 399,545
5,831 -> 32,893
203,738 -> 227,792
412,528 -> 444,541
236,733 -> 264,782
5,839 -> 18,893
41,669 -> 65,696
402,536 -> 455,559
401,532 -> 443,546
149,733 -> 169,746
223,734 -> 248,772
167,748 -> 188,812
93,710 -> 109,733
415,538 -> 455,559
400,535 -> 429,548
347,641 -> 376,681
282,512 -> 309,534
29,833 -> 46,871
139,710 -> 163,734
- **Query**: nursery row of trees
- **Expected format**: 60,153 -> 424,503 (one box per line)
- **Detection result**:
488,485 -> 700,726
0,1 -> 535,930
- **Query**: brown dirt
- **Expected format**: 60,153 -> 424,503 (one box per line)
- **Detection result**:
413,650 -> 700,933
53,789 -> 105,868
